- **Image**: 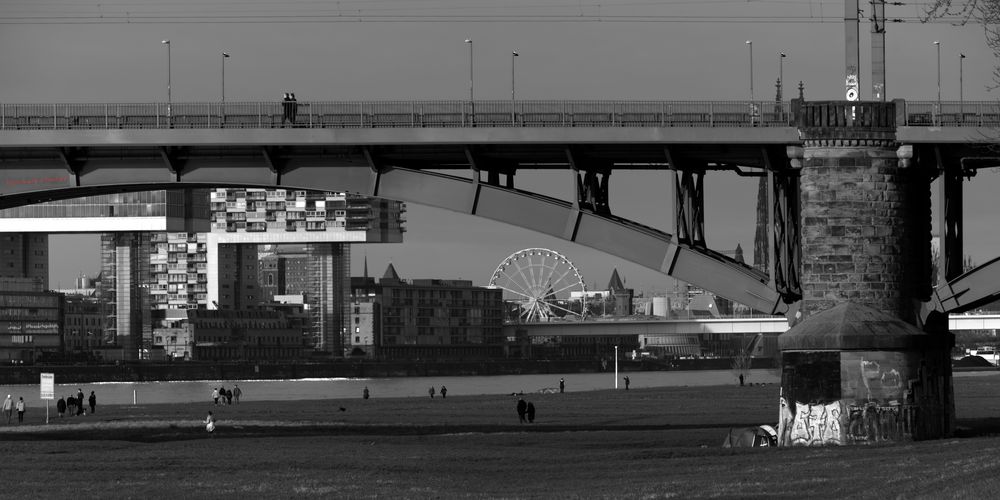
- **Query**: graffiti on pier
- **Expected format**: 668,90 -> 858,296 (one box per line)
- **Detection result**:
858,357 -> 903,401
845,402 -> 913,443
778,396 -> 842,446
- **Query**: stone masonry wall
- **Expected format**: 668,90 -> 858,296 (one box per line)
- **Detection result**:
799,146 -> 914,321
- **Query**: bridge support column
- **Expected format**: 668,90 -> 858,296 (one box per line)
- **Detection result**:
777,101 -> 952,446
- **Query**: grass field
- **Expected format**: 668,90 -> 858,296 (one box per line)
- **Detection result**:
3,374 -> 1000,498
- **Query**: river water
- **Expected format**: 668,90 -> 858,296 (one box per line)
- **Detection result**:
0,369 -> 780,407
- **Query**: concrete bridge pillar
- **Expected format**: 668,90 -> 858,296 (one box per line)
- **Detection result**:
777,100 -> 953,446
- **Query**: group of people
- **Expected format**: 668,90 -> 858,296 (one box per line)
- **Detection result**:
1,395 -> 24,424
428,386 -> 447,398
281,93 -> 298,125
516,398 -> 537,423
56,389 -> 96,418
212,385 -> 242,405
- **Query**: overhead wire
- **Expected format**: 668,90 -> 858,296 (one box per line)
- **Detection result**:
0,0 -> 975,24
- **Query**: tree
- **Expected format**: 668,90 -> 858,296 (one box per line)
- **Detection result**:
731,333 -> 763,385
925,1 -> 1000,85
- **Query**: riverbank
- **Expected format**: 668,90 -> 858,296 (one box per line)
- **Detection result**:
0,357 -> 775,384
1,374 -> 1000,498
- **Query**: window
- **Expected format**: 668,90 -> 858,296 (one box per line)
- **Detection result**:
355,317 -> 360,324
355,336 -> 360,342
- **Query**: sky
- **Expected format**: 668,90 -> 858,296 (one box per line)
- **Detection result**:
1,0 -> 998,295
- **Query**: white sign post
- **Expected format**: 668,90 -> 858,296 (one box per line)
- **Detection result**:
40,373 -> 54,424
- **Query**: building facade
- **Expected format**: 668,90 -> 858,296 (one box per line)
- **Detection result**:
186,309 -> 307,361
63,295 -> 105,356
378,265 -> 505,360
0,291 -> 63,363
348,276 -> 381,358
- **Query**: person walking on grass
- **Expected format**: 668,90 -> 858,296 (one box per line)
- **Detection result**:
88,391 -> 97,414
15,397 -> 24,424
526,401 -> 536,423
57,397 -> 66,418
2,395 -> 11,424
212,387 -> 220,405
559,378 -> 565,394
440,386 -> 447,398
624,376 -> 630,391
428,386 -> 435,398
363,387 -> 370,400
233,385 -> 242,404
517,398 -> 527,423
76,388 -> 84,415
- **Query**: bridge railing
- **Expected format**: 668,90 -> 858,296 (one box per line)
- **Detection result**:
0,100 -> 793,130
902,101 -> 1000,127
795,100 -> 897,130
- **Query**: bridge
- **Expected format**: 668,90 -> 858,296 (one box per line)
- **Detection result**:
2,97 -> 997,445
1,99 -> 998,319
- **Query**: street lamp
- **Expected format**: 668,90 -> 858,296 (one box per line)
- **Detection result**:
960,53 -> 966,122
221,52 -> 230,102
511,50 -> 519,124
934,41 -> 941,124
161,40 -> 171,116
746,40 -> 754,102
778,52 -> 786,100
465,38 -> 474,124
614,345 -> 619,389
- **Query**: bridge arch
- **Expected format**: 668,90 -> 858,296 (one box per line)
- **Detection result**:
1,162 -> 782,315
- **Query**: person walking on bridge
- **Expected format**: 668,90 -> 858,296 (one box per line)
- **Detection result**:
281,93 -> 291,125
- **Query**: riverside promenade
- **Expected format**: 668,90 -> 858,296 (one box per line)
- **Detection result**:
1,371 -> 999,498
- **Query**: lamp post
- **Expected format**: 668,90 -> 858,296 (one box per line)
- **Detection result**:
465,38 -> 474,125
162,40 -> 171,117
934,40 -> 941,124
778,52 -> 786,100
614,345 -> 619,389
511,50 -> 519,125
221,52 -> 230,102
746,40 -> 754,102
960,53 -> 966,123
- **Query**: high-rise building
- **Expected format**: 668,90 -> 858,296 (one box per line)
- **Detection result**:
0,233 -> 48,287
100,232 -> 154,358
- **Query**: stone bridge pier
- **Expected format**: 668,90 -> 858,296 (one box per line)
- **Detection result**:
777,101 -> 953,446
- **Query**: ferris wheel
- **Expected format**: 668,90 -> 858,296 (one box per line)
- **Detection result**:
488,248 -> 587,322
